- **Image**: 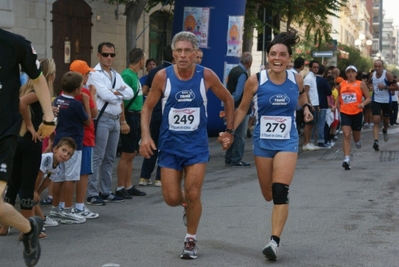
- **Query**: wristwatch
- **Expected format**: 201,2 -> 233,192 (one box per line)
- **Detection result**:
225,128 -> 235,135
43,117 -> 58,126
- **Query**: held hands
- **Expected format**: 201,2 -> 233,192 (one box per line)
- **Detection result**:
377,83 -> 386,90
217,131 -> 234,150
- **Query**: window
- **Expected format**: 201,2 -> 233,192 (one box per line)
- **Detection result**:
149,11 -> 173,64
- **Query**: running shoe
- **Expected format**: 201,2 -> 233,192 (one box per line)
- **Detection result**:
99,192 -> 124,203
115,188 -> 132,199
43,215 -> 58,227
383,130 -> 388,142
317,143 -> 331,149
49,207 -> 62,221
74,206 -> 99,219
39,197 -> 53,205
355,141 -> 362,149
262,239 -> 278,261
139,178 -> 152,186
127,186 -> 146,196
87,195 -> 106,206
154,180 -> 162,187
180,237 -> 198,259
373,141 -> 379,151
342,161 -> 351,170
22,216 -> 43,267
59,209 -> 86,224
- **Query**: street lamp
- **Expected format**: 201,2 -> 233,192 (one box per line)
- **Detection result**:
355,33 -> 372,55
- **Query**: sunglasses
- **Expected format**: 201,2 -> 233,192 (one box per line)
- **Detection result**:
100,53 -> 116,58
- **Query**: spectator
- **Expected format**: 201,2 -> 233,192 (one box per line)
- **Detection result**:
139,58 -> 157,87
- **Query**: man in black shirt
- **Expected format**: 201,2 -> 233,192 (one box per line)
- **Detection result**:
139,45 -> 174,187
0,29 -> 56,266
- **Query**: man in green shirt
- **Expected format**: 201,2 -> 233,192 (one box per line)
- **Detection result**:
116,48 -> 146,198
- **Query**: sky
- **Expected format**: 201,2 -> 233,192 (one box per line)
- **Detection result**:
383,0 -> 399,26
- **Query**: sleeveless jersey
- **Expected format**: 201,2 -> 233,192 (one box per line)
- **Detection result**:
159,65 -> 209,157
339,80 -> 363,115
372,70 -> 391,103
253,70 -> 299,151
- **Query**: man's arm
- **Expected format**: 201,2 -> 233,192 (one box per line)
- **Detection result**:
386,72 -> 399,91
87,72 -> 122,104
32,74 -> 56,138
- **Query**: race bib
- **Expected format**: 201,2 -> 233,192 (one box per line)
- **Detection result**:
260,115 -> 291,139
341,93 -> 357,104
168,107 -> 200,131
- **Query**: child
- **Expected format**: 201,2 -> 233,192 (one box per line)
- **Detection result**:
34,137 -> 76,228
49,71 -> 91,224
69,60 -> 99,219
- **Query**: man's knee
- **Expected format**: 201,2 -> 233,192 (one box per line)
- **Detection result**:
272,183 -> 289,205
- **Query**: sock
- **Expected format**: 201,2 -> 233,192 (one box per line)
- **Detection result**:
47,195 -> 53,199
126,185 -> 133,190
75,203 -> 84,211
59,202 -> 65,209
185,233 -> 197,241
271,235 -> 280,246
344,156 -> 350,162
374,140 -> 378,143
116,186 -> 125,191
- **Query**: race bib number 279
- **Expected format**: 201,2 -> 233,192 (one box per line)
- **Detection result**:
260,115 -> 291,139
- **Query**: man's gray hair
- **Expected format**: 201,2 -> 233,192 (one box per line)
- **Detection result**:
171,31 -> 199,50
240,52 -> 252,64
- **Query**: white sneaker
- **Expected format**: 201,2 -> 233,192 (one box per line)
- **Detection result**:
302,143 -> 318,151
139,178 -> 149,186
49,207 -> 62,222
262,239 -> 278,261
59,209 -> 86,224
154,180 -> 162,187
75,206 -> 99,219
43,215 -> 58,227
309,143 -> 320,150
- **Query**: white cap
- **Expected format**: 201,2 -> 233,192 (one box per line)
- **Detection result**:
345,65 -> 358,72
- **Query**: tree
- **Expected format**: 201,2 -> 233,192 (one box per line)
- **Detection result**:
98,0 -> 173,66
243,0 -> 348,52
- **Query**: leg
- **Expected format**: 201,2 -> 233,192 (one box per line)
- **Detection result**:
161,167 -> 184,206
342,126 -> 352,157
183,163 -> 206,235
117,152 -> 136,188
372,115 -> 381,140
98,119 -> 120,195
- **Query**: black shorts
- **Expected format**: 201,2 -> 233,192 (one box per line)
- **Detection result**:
340,112 -> 363,131
0,135 -> 18,182
371,101 -> 391,117
120,112 -> 141,153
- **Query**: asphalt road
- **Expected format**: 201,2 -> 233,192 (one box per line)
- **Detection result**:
2,125 -> 399,267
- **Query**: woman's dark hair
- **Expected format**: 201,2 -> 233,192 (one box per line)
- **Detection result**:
266,32 -> 300,56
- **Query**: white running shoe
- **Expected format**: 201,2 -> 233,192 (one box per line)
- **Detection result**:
355,141 -> 362,149
154,180 -> 162,187
49,207 -> 62,222
302,143 -> 318,151
43,215 -> 58,227
74,206 -> 99,219
59,209 -> 86,224
262,239 -> 278,261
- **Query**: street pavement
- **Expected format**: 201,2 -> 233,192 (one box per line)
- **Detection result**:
2,125 -> 399,267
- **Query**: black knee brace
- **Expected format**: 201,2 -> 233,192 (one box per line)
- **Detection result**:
272,183 -> 289,205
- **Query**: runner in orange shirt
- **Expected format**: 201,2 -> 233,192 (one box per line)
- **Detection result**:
337,65 -> 371,170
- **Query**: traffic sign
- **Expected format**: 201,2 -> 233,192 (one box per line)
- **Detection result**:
312,51 -> 334,58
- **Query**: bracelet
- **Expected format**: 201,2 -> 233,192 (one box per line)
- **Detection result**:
302,103 -> 312,110
120,121 -> 127,124
225,128 -> 235,135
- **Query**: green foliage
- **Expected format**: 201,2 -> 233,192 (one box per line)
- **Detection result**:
335,44 -> 373,73
386,64 -> 399,77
